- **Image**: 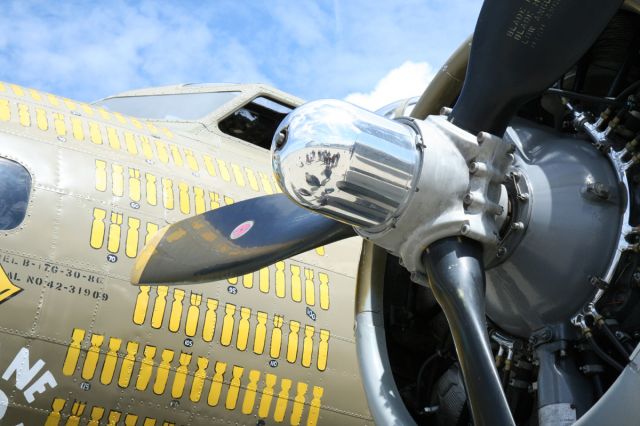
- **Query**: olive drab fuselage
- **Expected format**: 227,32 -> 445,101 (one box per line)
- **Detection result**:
0,81 -> 371,425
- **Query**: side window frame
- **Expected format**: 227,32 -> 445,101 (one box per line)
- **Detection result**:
216,95 -> 295,151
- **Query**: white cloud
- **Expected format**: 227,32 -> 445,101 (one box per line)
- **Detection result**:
0,1 -> 481,103
0,1 -> 272,101
344,60 -> 435,111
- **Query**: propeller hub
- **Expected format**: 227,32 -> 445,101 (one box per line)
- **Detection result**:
272,100 -> 515,283
271,99 -> 422,231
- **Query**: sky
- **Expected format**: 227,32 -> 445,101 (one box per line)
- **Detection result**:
0,0 -> 482,111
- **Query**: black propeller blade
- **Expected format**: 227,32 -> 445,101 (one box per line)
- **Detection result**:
450,0 -> 623,137
424,238 -> 513,426
132,194 -> 354,285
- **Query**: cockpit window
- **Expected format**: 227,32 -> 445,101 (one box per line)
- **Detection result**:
95,91 -> 240,120
218,96 -> 293,150
0,157 -> 31,230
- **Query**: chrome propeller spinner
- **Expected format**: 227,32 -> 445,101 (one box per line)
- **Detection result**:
272,100 -> 513,284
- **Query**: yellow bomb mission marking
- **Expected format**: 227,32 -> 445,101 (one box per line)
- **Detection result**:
132,286 -> 331,371
61,328 -> 324,425
46,397 -> 178,426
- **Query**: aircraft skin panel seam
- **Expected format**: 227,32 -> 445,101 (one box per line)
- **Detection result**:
0,317 -> 349,373
0,249 -> 357,379
0,81 -> 369,425
0,325 -> 368,420
35,399 -> 374,426
0,263 -> 345,340
58,328 -> 362,419
6,398 -> 183,425
28,188 -> 64,340
0,98 -> 208,162
7,185 -> 350,296
0,97 -> 281,197
0,90 -> 176,138
0,247 -> 114,284
0,245 -> 352,333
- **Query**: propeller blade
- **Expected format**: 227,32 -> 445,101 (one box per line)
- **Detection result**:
450,0 -> 623,136
131,194 -> 354,285
424,238 -> 514,425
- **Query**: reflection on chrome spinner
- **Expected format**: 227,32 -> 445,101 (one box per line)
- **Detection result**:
271,100 -> 421,231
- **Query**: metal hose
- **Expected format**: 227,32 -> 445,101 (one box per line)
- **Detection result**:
586,334 -> 624,372
598,321 -> 631,359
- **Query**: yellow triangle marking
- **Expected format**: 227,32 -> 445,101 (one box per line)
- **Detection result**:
0,263 -> 23,304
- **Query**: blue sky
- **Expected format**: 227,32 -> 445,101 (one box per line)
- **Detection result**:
0,1 -> 481,109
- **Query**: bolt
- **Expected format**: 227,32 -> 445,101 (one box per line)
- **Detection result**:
477,132 -> 490,145
460,224 -> 470,235
589,276 -> 602,287
463,192 -> 474,206
511,221 -> 524,230
497,247 -> 507,258
469,161 -> 479,174
633,271 -> 640,283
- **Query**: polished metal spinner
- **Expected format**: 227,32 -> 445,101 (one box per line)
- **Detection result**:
272,100 -> 515,282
